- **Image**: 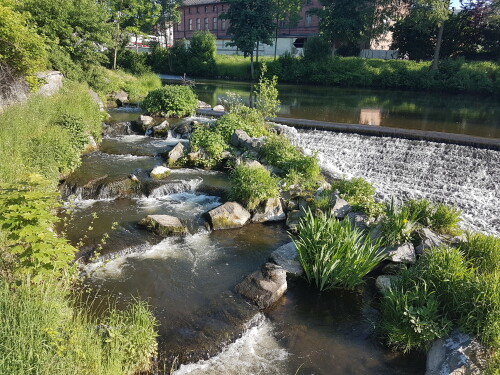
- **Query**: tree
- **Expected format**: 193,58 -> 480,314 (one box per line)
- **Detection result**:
187,31 -> 217,76
221,0 -> 276,79
158,0 -> 182,47
309,0 -> 403,53
272,0 -> 303,59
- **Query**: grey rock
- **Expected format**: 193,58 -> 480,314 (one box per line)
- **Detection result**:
347,211 -> 369,231
168,142 -> 184,165
153,120 -> 169,136
270,242 -> 303,277
286,210 -> 305,232
384,242 -> 416,264
207,202 -> 251,230
426,330 -> 487,375
36,71 -> 63,97
113,90 -> 129,106
230,130 -> 266,152
198,100 -> 211,109
252,198 -> 285,223
382,262 -> 407,275
243,160 -> 263,169
213,104 -> 225,112
88,89 -> 104,112
369,222 -> 384,242
172,120 -> 194,137
139,115 -> 154,127
84,135 -> 98,152
375,275 -> 396,294
331,197 -> 351,219
416,227 -> 444,254
235,263 -> 287,310
139,215 -> 187,236
150,166 -> 171,179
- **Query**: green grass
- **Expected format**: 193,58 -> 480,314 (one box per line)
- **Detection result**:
293,209 -> 385,291
230,164 -> 279,210
461,233 -> 500,275
0,279 -> 157,375
141,85 -> 198,117
0,81 -> 103,185
329,177 -> 384,218
379,200 -> 418,247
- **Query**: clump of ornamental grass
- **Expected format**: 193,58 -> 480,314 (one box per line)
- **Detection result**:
328,177 -> 384,218
379,200 -> 419,247
293,209 -> 385,291
461,232 -> 500,275
229,164 -> 279,210
404,199 -> 462,235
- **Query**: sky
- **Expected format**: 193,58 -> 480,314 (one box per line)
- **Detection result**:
450,0 -> 463,9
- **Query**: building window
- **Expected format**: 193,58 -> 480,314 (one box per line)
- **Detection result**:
196,18 -> 201,30
188,7 -> 191,14
213,5 -> 217,12
205,6 -> 208,13
221,19 -> 226,30
189,19 -> 193,31
213,17 -> 218,30
204,17 -> 209,30
305,14 -> 312,27
196,6 -> 199,13
222,5 -> 225,11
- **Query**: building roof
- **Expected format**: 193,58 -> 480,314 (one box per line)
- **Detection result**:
182,0 -> 221,6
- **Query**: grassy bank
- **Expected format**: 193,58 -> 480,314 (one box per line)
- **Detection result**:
0,80 -> 158,374
182,55 -> 500,95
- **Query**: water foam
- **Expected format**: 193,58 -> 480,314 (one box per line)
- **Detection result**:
174,315 -> 288,375
289,128 -> 500,235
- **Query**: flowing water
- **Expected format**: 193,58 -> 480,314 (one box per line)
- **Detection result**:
64,88 -> 499,374
194,80 -> 500,138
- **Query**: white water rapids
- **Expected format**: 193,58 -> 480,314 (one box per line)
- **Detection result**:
284,127 -> 500,236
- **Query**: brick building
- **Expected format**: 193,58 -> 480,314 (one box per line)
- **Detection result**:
174,0 -> 321,56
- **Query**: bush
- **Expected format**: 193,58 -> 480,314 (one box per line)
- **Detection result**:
294,209 -> 385,291
330,177 -> 384,218
303,36 -> 332,61
379,273 -> 451,353
55,114 -> 89,153
187,31 -> 217,76
254,64 -> 280,119
189,124 -> 228,169
404,199 -> 462,235
0,279 -> 157,374
230,164 -> 279,210
142,85 -> 198,117
461,233 -> 500,275
215,110 -> 269,142
115,49 -> 150,75
379,200 -> 418,247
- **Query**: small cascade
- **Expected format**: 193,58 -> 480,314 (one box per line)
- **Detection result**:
288,128 -> 500,235
147,178 -> 204,198
60,176 -> 143,201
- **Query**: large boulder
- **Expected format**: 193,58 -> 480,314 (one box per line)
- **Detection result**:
251,198 -> 285,223
416,228 -> 444,254
346,211 -> 369,231
36,71 -> 63,97
113,90 -> 129,107
383,242 -> 416,264
150,166 -> 171,179
270,242 -> 303,277
426,331 -> 487,375
152,120 -> 169,137
230,129 -> 266,152
331,197 -> 351,219
172,120 -> 194,138
139,215 -> 187,236
213,104 -> 225,112
138,115 -> 154,128
198,100 -> 211,109
168,142 -> 184,165
235,263 -> 287,310
375,275 -> 396,294
207,202 -> 251,230
286,210 -> 305,232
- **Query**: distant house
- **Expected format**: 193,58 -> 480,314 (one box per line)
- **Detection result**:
174,0 -> 399,58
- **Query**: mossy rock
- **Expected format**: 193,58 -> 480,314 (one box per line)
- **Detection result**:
139,215 -> 187,236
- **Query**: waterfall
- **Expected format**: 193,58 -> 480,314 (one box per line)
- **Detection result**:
290,128 -> 500,236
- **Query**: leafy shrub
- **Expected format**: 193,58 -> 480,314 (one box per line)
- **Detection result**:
379,273 -> 451,353
189,124 -> 228,169
187,31 -> 217,76
0,177 -> 76,281
116,49 -> 150,75
461,233 -> 500,275
261,134 -> 300,166
230,164 -> 279,210
330,177 -> 384,217
254,64 -> 280,119
215,110 -> 269,142
55,114 -> 89,153
303,36 -> 332,61
142,85 -> 198,117
294,209 -> 385,290
379,200 -> 418,247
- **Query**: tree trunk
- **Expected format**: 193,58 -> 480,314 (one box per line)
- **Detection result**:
274,20 -> 279,60
250,52 -> 254,80
113,46 -> 118,70
135,34 -> 139,53
432,23 -> 445,71
256,41 -> 259,64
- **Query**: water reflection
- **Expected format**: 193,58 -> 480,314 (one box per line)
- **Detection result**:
193,80 -> 500,138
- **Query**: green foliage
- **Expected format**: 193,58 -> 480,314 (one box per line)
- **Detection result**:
230,164 -> 279,210
294,209 -> 385,291
0,176 -> 76,282
461,233 -> 500,275
379,273 -> 452,353
189,124 -> 228,169
404,199 -> 462,235
188,31 -> 217,76
0,81 -> 102,184
303,36 -> 332,61
379,200 -> 418,247
115,49 -> 150,75
215,110 -> 269,142
254,64 -> 280,119
330,177 -> 384,217
0,279 -> 157,374
0,2 -> 47,87
142,85 -> 198,117
55,114 -> 89,153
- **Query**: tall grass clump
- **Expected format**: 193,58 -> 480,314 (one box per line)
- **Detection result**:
215,110 -> 269,142
230,164 -> 279,210
329,177 -> 384,217
461,233 -> 500,275
0,81 -> 102,184
0,279 -> 157,375
379,200 -> 418,247
293,209 -> 385,291
189,123 -> 228,169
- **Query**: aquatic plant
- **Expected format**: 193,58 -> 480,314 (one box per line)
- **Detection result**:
293,209 -> 385,291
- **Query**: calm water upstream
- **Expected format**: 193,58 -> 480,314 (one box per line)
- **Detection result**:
193,80 -> 500,139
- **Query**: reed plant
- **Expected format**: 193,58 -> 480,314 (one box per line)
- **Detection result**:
379,200 -> 418,247
461,232 -> 500,275
293,209 -> 385,291
404,199 -> 462,235
329,177 -> 384,217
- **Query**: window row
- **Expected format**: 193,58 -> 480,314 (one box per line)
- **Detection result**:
187,4 -> 225,14
186,18 -> 226,31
